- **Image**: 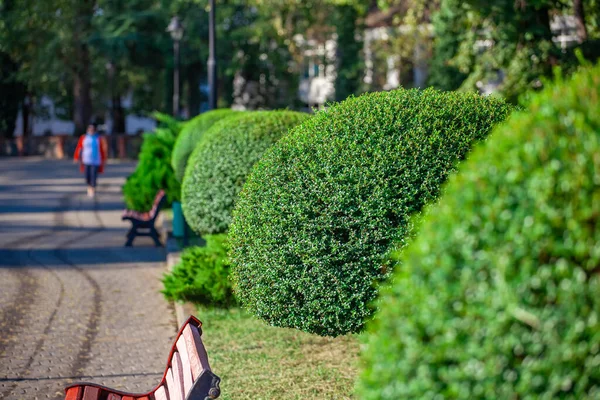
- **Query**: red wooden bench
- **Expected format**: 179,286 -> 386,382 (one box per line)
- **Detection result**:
122,190 -> 166,247
64,316 -> 221,400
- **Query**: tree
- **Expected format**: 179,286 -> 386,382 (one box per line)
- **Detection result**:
429,0 -> 600,101
1,0 -> 97,134
427,0 -> 468,91
334,4 -> 364,101
0,52 -> 23,138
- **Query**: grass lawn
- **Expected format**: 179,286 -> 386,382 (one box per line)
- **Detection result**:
197,306 -> 360,399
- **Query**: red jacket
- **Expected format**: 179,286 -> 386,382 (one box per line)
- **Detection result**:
74,134 -> 107,174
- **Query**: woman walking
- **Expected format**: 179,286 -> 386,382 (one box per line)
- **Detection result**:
74,124 -> 107,197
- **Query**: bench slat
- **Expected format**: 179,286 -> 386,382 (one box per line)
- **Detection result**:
190,324 -> 211,371
107,394 -> 121,400
172,352 -> 185,400
65,387 -> 82,400
154,386 -> 168,400
82,387 -> 100,400
166,367 -> 178,400
176,335 -> 193,395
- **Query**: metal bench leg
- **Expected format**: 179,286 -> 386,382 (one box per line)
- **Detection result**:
150,227 -> 163,247
125,227 -> 136,247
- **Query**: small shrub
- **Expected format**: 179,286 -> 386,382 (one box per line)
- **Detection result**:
182,110 -> 309,235
162,234 -> 235,307
229,88 -> 513,336
123,127 -> 180,211
171,109 -> 239,182
358,65 -> 600,398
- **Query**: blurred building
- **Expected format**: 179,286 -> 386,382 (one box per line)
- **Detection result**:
296,35 -> 337,109
12,92 -> 156,137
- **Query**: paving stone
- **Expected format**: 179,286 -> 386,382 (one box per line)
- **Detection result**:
0,159 -> 176,400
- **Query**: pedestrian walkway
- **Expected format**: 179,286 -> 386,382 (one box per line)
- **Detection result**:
0,158 -> 176,400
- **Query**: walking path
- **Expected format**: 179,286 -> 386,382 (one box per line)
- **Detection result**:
0,158 -> 176,400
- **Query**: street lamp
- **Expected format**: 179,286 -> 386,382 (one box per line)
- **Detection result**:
208,0 -> 217,109
167,16 -> 184,116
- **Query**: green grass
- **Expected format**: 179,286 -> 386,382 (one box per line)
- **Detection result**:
197,306 -> 360,399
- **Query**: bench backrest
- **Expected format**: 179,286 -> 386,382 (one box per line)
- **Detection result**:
64,316 -> 219,400
148,190 -> 166,221
156,317 -> 212,400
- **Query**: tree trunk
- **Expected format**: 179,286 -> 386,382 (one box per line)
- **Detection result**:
573,0 -> 588,42
72,0 -> 95,136
187,62 -> 203,118
112,95 -> 125,134
21,95 -> 30,137
73,44 -> 93,136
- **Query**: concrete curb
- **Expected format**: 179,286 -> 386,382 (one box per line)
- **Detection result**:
163,215 -> 198,328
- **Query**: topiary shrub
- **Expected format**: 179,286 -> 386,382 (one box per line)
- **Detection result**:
358,65 -> 600,399
182,110 -> 309,235
162,234 -> 235,307
171,109 -> 239,182
229,88 -> 513,336
123,127 -> 180,211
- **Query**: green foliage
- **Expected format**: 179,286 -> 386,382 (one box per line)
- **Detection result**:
162,234 -> 235,307
182,110 -> 309,235
152,111 -> 185,136
334,4 -> 364,101
427,0 -> 469,91
172,109 -> 239,182
359,65 -> 600,399
122,133 -> 180,211
123,130 -> 180,211
229,88 -> 512,337
429,0 -> 600,102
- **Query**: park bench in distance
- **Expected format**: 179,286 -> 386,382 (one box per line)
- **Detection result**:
122,190 -> 166,247
64,315 -> 221,400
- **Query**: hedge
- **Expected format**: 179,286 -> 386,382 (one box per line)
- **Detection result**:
122,126 -> 180,211
229,88 -> 513,336
182,110 -> 309,235
359,65 -> 600,398
161,234 -> 235,307
171,109 -> 239,182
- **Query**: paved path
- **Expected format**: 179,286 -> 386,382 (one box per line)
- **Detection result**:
0,158 -> 177,400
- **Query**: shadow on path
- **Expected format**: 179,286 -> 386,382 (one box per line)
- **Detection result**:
0,246 -> 166,267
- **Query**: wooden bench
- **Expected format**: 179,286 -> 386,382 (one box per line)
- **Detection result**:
64,315 -> 221,400
122,190 -> 166,247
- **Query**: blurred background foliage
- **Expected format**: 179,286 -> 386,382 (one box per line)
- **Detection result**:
0,0 -> 598,136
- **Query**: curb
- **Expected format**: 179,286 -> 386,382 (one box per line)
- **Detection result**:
163,215 -> 197,328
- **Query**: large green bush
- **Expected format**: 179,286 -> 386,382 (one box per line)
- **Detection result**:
171,109 -> 239,182
123,127 -> 180,211
229,88 -> 512,336
182,110 -> 309,235
359,65 -> 600,399
162,234 -> 235,307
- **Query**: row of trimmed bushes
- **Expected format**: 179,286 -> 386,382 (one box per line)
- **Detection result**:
358,64 -> 600,399
160,63 -> 599,398
163,109 -> 310,307
229,88 -> 513,336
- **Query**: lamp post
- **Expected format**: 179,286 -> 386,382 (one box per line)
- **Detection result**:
208,0 -> 217,109
167,16 -> 184,117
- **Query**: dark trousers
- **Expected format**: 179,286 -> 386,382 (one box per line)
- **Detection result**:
85,164 -> 99,188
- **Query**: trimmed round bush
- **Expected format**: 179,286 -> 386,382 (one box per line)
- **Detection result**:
359,65 -> 600,398
229,88 -> 513,336
161,234 -> 235,307
182,110 -> 309,235
171,109 -> 239,182
123,128 -> 180,211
